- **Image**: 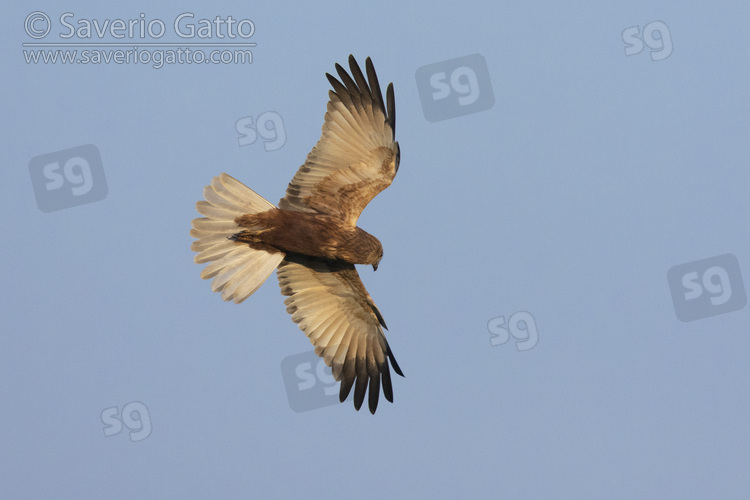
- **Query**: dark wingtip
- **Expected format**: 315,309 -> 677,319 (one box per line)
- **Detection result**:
369,303 -> 388,330
394,141 -> 400,173
386,82 -> 396,136
332,55 -> 396,141
382,364 -> 394,403
368,376 -> 380,414
339,368 -> 355,403
388,346 -> 404,378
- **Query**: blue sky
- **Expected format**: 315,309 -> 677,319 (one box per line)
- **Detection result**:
3,1 -> 750,498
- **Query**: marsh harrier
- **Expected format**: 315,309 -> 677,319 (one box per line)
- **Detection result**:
191,55 -> 402,414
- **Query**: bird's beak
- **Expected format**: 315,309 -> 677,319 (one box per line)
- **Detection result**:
372,262 -> 379,271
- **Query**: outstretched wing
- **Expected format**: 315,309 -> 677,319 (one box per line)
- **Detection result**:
279,55 -> 400,226
277,254 -> 403,414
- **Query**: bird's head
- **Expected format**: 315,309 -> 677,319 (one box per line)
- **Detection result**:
370,245 -> 383,272
356,229 -> 383,271
372,250 -> 383,271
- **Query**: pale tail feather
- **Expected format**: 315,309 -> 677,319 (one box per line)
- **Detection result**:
191,173 -> 285,303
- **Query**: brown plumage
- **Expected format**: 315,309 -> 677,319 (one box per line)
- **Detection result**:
190,55 -> 402,414
233,210 -> 383,267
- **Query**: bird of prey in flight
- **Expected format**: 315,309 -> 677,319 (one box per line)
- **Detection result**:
191,55 -> 403,414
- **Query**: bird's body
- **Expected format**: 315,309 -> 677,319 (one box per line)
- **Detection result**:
233,209 -> 383,267
191,55 -> 402,414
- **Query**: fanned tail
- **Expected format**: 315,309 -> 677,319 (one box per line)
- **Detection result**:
191,173 -> 285,303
